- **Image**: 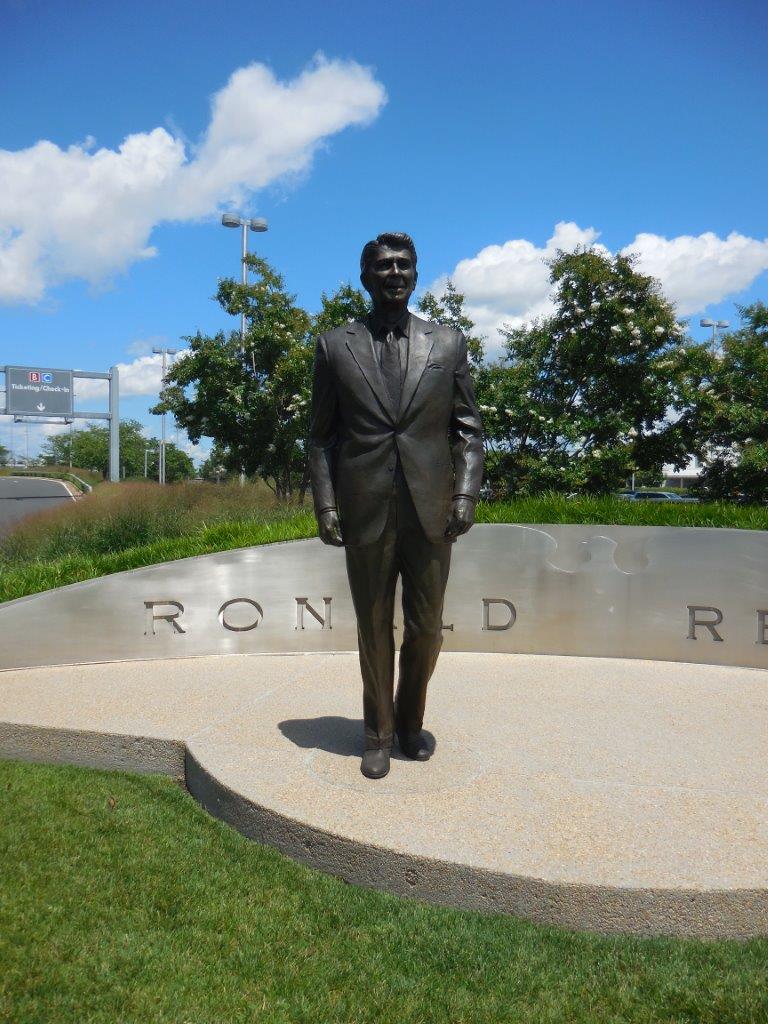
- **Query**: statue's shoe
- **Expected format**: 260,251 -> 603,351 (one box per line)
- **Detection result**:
397,730 -> 431,761
360,747 -> 391,779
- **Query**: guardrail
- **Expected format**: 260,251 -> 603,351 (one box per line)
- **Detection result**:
0,468 -> 93,494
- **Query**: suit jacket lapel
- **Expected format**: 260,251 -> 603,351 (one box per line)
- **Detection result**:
345,324 -> 397,422
398,315 -> 434,420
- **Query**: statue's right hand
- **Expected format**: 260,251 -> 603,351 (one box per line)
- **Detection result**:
318,509 -> 344,546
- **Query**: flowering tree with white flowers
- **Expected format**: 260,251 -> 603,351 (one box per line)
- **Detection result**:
154,256 -> 313,499
418,280 -> 485,367
154,263 -> 371,500
476,248 -> 698,495
689,302 -> 768,502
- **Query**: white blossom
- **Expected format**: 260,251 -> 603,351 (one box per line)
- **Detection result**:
590,300 -> 601,310
610,325 -> 622,335
622,307 -> 634,316
574,306 -> 585,315
631,327 -> 641,338
653,325 -> 665,336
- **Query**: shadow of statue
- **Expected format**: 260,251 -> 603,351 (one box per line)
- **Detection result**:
279,716 -> 435,760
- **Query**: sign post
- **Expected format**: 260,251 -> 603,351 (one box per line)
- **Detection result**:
1,365 -> 120,482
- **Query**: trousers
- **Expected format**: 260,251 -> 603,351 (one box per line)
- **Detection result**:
344,466 -> 452,749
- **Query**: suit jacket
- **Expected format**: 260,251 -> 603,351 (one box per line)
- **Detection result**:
309,313 -> 484,546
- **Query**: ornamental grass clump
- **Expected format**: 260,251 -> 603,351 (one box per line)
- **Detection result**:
0,479 -> 299,566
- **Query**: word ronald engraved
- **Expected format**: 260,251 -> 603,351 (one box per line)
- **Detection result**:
141,595 -> 767,643
308,232 -> 484,778
1,525 -> 767,674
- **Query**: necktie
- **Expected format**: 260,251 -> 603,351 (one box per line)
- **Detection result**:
380,329 -> 402,413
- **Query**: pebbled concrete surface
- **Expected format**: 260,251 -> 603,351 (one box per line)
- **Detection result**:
1,651 -> 766,936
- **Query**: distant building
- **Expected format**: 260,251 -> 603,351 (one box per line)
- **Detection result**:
663,456 -> 702,490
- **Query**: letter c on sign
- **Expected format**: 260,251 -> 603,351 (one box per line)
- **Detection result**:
219,598 -> 264,632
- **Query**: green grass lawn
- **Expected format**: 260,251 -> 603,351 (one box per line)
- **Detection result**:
1,759 -> 766,1024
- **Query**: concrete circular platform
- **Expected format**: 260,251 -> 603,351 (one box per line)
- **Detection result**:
1,651 -> 766,937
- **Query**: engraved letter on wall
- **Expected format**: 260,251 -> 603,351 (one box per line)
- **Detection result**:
482,598 -> 517,632
687,605 -> 724,642
295,597 -> 332,630
219,598 -> 264,632
144,600 -> 185,636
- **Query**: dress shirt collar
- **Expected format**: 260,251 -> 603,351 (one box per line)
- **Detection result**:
367,308 -> 411,339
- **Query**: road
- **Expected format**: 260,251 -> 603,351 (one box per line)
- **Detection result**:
0,476 -> 76,535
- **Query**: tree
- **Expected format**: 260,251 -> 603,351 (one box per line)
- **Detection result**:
39,419 -> 194,481
156,264 -> 370,500
312,282 -> 369,334
198,442 -> 232,483
478,249 -> 697,495
153,256 -> 312,499
417,280 -> 485,367
691,303 -> 768,502
0,442 -> 9,467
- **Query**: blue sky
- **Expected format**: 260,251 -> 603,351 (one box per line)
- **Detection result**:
1,0 -> 766,464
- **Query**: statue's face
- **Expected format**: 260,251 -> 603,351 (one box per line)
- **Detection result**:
362,246 -> 417,310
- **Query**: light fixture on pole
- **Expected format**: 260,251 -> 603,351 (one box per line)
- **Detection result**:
221,213 -> 268,486
700,318 -> 730,354
152,346 -> 178,485
221,214 -> 268,354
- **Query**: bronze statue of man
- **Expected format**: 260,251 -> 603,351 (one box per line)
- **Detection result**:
309,232 -> 484,779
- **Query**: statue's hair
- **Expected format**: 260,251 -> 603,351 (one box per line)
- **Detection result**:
360,232 -> 418,275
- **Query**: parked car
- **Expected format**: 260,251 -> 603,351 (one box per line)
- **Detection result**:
617,490 -> 699,503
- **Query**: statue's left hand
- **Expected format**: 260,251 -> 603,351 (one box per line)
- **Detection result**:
444,497 -> 475,539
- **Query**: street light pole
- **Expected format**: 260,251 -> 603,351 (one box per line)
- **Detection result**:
240,220 -> 248,347
221,213 -> 269,485
152,346 -> 177,485
221,213 -> 268,357
700,318 -> 730,355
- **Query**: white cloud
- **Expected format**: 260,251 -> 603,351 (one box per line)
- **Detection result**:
622,231 -> 768,315
428,222 -> 768,356
430,222 -> 604,342
125,335 -> 168,357
0,56 -> 386,304
73,351 -> 190,402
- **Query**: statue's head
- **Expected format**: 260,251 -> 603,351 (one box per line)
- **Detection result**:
360,232 -> 418,312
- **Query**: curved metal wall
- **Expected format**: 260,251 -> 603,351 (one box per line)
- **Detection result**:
0,524 -> 766,671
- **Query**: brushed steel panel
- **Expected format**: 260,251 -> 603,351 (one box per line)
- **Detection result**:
0,525 -> 766,671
